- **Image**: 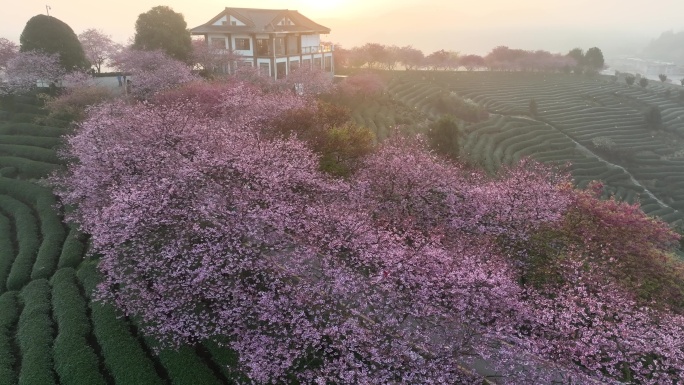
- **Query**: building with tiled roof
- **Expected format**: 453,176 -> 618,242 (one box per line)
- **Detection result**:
190,7 -> 334,78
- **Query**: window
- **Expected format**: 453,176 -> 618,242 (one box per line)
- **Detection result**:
275,37 -> 285,56
256,39 -> 270,56
314,57 -> 322,69
235,38 -> 250,50
287,35 -> 299,55
210,38 -> 226,49
276,62 -> 287,79
324,56 -> 332,72
259,63 -> 270,76
290,60 -> 300,71
302,58 -> 311,68
231,21 -> 237,26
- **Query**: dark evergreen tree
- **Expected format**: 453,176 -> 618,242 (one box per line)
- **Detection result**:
19,15 -> 89,71
645,106 -> 662,130
584,47 -> 605,72
529,99 -> 538,117
427,115 -> 461,160
626,75 -> 636,86
133,6 -> 192,62
567,48 -> 584,67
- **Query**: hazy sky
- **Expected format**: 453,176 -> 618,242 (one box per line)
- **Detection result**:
2,0 -> 683,56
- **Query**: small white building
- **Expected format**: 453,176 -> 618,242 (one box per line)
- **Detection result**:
190,7 -> 334,79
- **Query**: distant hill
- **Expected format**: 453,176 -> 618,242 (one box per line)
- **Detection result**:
643,30 -> 684,64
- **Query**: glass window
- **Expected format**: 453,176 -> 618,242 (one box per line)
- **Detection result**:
275,37 -> 285,56
259,62 -> 270,76
235,38 -> 250,50
256,39 -> 270,56
210,38 -> 226,49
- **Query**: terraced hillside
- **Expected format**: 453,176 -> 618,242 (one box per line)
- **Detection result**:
387,71 -> 684,225
0,95 -> 244,385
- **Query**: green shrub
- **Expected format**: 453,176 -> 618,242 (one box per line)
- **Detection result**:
0,196 -> 40,291
58,225 -> 86,269
432,91 -> 489,122
0,291 -> 20,385
0,215 -> 14,293
203,340 -> 249,383
152,342 -> 222,385
77,263 -> 164,385
0,123 -> 67,137
12,102 -> 48,116
0,135 -> 61,148
0,167 -> 17,178
0,157 -> 59,179
9,113 -> 40,124
0,144 -> 61,164
50,268 -> 107,385
427,115 -> 461,160
31,196 -> 67,280
18,279 -> 56,385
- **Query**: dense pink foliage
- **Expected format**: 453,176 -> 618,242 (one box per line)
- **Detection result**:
112,48 -> 196,98
281,66 -> 334,96
51,80 -> 684,383
190,38 -> 241,76
0,38 -> 18,71
338,72 -> 385,97
2,50 -> 65,94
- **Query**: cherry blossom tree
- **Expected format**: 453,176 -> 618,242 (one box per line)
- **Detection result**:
279,66 -> 334,96
78,29 -> 121,73
44,70 -> 113,121
338,72 -> 385,98
2,50 -> 65,94
397,45 -> 425,70
190,38 -> 240,78
51,79 -> 684,384
112,48 -> 196,98
0,38 -> 18,71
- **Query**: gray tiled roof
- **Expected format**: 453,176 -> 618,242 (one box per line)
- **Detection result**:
190,7 -> 330,34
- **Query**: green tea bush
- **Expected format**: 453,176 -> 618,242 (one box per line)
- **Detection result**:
31,196 -> 67,280
0,157 -> 59,179
77,263 -> 164,385
58,225 -> 86,269
0,291 -> 19,385
0,123 -> 67,137
0,215 -> 14,293
12,103 -> 47,116
0,135 -> 61,149
0,144 -> 61,164
153,343 -> 222,385
1,196 -> 40,291
17,279 -> 56,385
0,167 -> 17,178
50,268 -> 107,385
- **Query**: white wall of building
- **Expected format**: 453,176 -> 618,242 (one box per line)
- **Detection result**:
301,34 -> 321,48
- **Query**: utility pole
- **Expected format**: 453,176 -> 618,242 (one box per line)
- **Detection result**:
46,5 -> 51,16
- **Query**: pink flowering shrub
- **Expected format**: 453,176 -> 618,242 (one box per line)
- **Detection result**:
2,51 -> 65,94
112,48 -> 196,99
280,66 -> 334,96
50,80 -> 684,383
0,38 -> 18,71
44,71 -> 113,121
338,71 -> 385,97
